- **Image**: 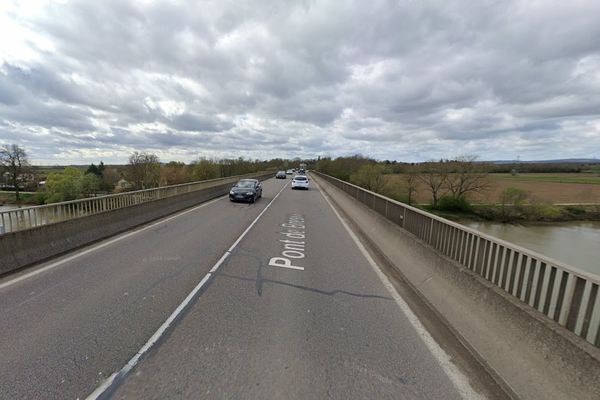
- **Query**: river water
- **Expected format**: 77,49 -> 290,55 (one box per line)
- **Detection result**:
461,220 -> 600,277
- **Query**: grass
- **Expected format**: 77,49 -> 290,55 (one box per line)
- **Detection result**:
494,173 -> 600,185
0,192 -> 37,205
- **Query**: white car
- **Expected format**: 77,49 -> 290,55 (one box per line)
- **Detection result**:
291,175 -> 309,190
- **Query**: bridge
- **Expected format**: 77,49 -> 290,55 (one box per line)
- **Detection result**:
0,172 -> 598,399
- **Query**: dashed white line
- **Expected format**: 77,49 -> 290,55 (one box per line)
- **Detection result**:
85,180 -> 290,400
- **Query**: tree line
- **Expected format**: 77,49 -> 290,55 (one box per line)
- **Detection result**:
315,155 -> 489,210
0,145 -> 297,205
36,154 -> 286,204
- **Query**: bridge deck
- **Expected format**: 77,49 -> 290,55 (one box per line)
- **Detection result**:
1,177 -> 490,399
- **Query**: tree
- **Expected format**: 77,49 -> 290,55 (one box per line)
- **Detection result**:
499,187 -> 529,219
78,173 -> 102,197
404,165 -> 419,205
86,161 -> 105,177
350,164 -> 387,192
416,161 -> 449,208
126,152 -> 161,189
160,161 -> 189,185
191,158 -> 219,181
444,156 -> 490,200
100,166 -> 119,192
315,155 -> 373,181
44,167 -> 82,203
0,144 -> 29,201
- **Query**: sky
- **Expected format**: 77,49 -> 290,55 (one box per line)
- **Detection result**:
1,0 -> 600,165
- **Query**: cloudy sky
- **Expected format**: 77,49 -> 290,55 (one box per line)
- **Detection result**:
1,0 -> 600,164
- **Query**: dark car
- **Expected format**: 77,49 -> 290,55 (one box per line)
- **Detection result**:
275,171 -> 286,179
229,179 -> 262,203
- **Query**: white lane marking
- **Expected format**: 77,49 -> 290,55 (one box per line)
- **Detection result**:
85,180 -> 290,400
0,195 -> 226,291
313,178 -> 486,400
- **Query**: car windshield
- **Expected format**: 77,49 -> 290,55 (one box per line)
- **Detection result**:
235,181 -> 255,188
294,177 -> 307,181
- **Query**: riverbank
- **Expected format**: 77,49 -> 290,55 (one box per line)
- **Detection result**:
426,203 -> 600,223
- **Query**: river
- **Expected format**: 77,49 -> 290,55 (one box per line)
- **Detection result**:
461,220 -> 600,277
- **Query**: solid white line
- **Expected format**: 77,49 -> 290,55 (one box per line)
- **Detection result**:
0,195 -> 227,291
85,180 -> 290,400
313,177 -> 485,400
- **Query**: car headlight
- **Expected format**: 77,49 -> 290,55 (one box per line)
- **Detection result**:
230,190 -> 235,195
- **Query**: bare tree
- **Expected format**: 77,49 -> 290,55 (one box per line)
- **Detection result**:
416,161 -> 448,208
444,156 -> 490,200
126,152 -> 161,189
0,144 -> 29,201
404,165 -> 419,205
160,161 -> 189,185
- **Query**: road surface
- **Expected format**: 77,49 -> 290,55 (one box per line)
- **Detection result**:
0,177 -> 484,399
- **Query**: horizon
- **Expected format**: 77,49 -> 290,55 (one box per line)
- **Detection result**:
21,154 -> 600,167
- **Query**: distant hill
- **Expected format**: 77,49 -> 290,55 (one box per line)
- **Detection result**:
490,159 -> 600,164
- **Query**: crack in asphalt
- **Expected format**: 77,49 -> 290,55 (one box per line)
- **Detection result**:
214,270 -> 393,301
223,248 -> 392,301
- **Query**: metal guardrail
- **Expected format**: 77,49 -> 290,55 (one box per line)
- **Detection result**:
313,171 -> 600,347
0,172 -> 272,235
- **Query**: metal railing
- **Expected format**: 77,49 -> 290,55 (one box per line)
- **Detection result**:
313,171 -> 600,347
0,172 -> 272,235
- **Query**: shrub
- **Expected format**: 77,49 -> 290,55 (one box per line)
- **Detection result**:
526,203 -> 561,220
565,206 -> 585,215
436,195 -> 472,212
33,191 -> 46,205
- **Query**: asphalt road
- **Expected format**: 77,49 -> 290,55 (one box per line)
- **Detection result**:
0,176 -> 479,399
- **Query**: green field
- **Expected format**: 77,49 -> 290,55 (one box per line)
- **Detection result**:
495,173 -> 600,185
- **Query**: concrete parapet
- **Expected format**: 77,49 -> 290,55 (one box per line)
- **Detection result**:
0,173 -> 271,276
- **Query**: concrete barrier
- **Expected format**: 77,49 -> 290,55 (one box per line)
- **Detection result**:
312,173 -> 600,400
0,173 -> 272,276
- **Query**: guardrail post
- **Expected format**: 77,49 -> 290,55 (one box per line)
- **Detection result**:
428,218 -> 434,245
585,292 -> 600,345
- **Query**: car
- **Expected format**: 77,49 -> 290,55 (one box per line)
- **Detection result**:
229,179 -> 262,202
286,169 -> 294,175
291,175 -> 309,190
275,171 -> 287,179
298,168 -> 305,174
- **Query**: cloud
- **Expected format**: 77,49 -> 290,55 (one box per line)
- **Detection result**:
0,0 -> 599,164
